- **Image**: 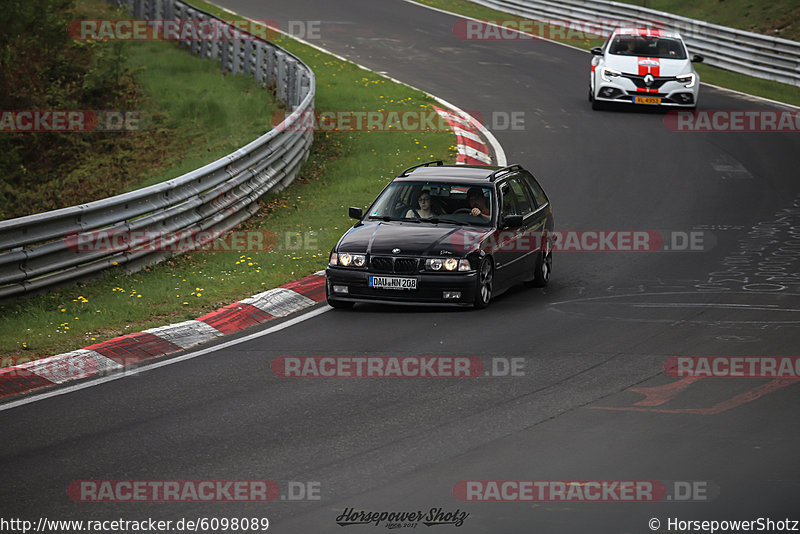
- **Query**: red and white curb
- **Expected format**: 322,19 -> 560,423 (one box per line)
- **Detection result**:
433,105 -> 493,165
0,6 -> 510,403
0,271 -> 327,401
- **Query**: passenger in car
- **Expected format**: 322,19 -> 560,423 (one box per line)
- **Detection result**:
405,190 -> 441,218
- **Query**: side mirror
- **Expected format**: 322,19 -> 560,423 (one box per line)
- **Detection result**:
348,207 -> 363,220
691,54 -> 704,63
590,47 -> 603,56
503,215 -> 523,229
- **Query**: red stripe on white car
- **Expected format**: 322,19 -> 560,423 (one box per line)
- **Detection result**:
637,28 -> 662,37
637,57 -> 661,93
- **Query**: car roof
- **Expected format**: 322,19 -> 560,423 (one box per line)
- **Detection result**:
394,164 -> 512,185
613,27 -> 683,40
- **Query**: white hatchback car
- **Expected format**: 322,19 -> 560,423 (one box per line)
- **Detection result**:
590,28 -> 703,110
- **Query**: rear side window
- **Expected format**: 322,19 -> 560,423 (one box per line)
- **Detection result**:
500,183 -> 519,217
508,177 -> 533,215
522,172 -> 548,208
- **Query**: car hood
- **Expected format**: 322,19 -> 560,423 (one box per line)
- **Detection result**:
604,55 -> 690,77
337,222 -> 492,256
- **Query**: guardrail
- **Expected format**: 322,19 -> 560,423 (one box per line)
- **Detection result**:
469,0 -> 800,86
0,0 -> 315,299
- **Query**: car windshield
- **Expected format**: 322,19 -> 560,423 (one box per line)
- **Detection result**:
608,35 -> 687,59
366,181 -> 494,226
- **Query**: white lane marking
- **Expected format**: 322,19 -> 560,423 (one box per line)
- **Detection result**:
631,303 -> 796,312
143,320 -> 224,349
402,0 -> 800,111
700,82 -> 800,111
0,306 -> 331,412
401,0 -> 585,52
211,1 -> 505,165
549,291 -> 800,307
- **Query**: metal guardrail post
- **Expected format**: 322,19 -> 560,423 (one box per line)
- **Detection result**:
287,60 -> 298,108
243,40 -> 253,74
255,41 -> 266,85
266,47 -> 276,86
232,40 -> 242,74
276,52 -> 287,102
220,39 -> 229,72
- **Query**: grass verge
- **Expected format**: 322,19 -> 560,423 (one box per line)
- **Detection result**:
0,0 -> 280,219
413,0 -> 800,108
0,2 -> 457,362
614,0 -> 800,43
124,40 -> 280,190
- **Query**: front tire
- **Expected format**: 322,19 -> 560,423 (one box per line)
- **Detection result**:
473,257 -> 493,309
527,236 -> 552,287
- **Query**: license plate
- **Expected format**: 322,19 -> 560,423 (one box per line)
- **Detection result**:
369,276 -> 417,290
634,96 -> 661,105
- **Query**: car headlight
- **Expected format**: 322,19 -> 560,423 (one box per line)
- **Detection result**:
676,73 -> 696,88
601,67 -> 622,82
334,252 -> 366,267
426,258 -> 472,272
427,258 -> 443,271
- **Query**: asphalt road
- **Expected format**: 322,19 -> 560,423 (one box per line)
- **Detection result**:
2,1 -> 799,533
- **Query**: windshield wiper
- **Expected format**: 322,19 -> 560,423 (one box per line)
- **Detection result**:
368,215 -> 420,223
427,217 -> 468,226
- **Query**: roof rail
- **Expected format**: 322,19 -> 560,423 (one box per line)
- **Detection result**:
400,160 -> 443,176
487,164 -> 522,182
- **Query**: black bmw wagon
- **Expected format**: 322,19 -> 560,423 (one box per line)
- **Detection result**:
325,161 -> 554,308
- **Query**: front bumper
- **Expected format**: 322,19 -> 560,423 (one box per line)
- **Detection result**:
595,78 -> 698,107
325,267 -> 478,307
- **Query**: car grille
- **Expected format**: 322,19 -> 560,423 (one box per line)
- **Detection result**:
622,73 -> 676,90
370,256 -> 419,274
395,258 -> 419,273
